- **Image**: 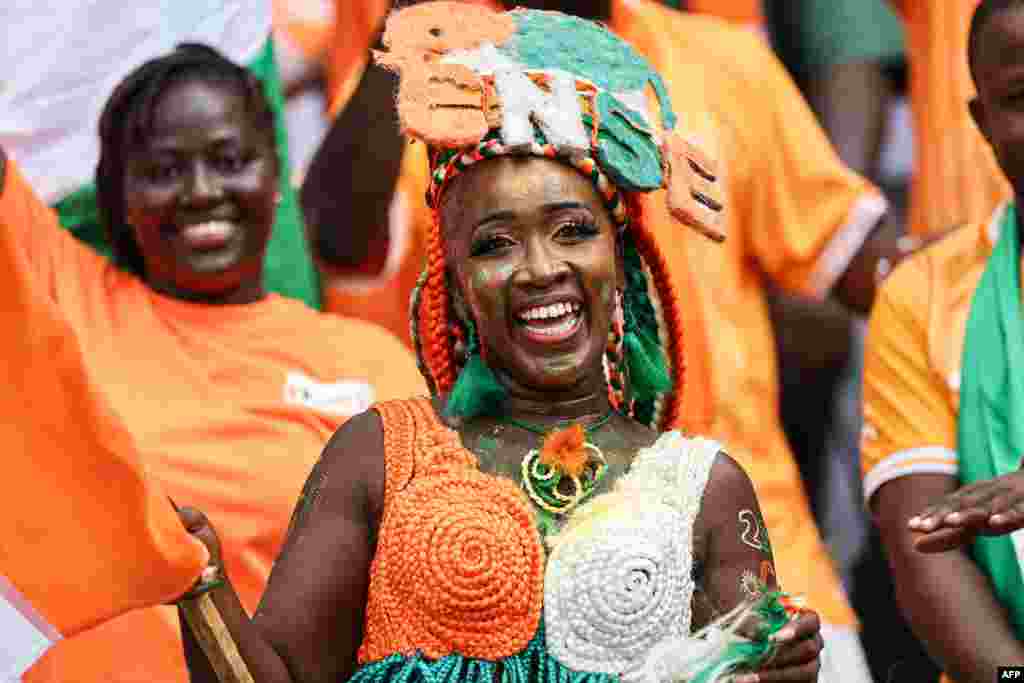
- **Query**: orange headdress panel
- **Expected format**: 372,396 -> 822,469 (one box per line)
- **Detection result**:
378,1 -> 724,431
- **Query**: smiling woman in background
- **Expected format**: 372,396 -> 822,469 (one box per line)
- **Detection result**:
0,44 -> 424,682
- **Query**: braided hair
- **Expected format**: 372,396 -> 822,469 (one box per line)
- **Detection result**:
95,43 -> 277,276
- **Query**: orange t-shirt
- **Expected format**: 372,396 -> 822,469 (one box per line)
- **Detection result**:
327,0 -> 878,627
892,0 -> 1011,234
0,161 -> 426,682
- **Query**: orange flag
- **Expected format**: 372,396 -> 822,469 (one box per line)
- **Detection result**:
0,161 -> 208,678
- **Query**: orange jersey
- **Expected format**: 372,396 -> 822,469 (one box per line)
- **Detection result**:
327,0 -> 884,629
0,161 -> 425,682
892,0 -> 1011,234
861,211 -> 1000,504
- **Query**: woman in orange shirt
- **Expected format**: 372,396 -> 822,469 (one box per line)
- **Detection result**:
2,44 -> 424,682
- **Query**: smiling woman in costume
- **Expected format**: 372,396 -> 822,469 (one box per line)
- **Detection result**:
178,5 -> 826,682
0,44 -> 424,682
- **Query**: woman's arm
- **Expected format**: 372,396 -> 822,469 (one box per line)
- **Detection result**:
301,58 -> 404,273
181,410 -> 386,683
694,453 -> 823,683
874,473 -> 1024,682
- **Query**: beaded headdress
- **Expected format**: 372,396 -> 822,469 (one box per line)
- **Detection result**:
376,1 -> 726,430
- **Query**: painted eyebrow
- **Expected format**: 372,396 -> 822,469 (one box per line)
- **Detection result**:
146,131 -> 245,153
472,201 -> 591,230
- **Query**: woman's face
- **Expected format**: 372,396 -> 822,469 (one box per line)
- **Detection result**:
443,156 -> 622,398
122,79 -> 277,303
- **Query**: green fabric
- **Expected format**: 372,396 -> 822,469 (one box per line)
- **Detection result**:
958,202 -> 1024,638
348,595 -> 793,683
789,0 -> 904,69
350,620 -> 616,683
53,39 -> 322,309
593,91 -> 664,192
502,10 -> 676,133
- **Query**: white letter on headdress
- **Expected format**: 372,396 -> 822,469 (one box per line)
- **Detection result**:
493,70 -> 589,155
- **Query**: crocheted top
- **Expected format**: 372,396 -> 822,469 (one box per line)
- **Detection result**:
356,398 -> 719,682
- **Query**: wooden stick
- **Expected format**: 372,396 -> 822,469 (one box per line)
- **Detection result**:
179,593 -> 255,683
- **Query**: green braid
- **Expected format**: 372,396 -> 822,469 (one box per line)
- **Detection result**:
442,316 -> 508,420
620,231 -> 672,426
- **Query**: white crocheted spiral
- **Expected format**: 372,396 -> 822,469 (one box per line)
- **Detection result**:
543,432 -> 722,681
544,496 -> 688,680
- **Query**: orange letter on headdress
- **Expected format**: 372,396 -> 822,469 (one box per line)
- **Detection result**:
376,2 -> 516,148
663,131 -> 726,242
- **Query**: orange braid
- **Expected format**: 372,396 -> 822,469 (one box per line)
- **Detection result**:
424,209 -> 457,393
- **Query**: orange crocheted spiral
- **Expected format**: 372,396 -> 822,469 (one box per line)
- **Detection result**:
366,471 -> 544,661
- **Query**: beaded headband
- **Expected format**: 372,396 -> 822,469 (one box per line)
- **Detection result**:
377,1 -> 724,431
429,134 -> 630,229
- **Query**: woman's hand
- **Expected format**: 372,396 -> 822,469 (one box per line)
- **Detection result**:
909,471 -> 1024,553
173,504 -> 227,600
736,609 -> 823,682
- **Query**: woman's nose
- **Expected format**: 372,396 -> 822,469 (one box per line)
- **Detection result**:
518,238 -> 570,287
183,163 -> 223,204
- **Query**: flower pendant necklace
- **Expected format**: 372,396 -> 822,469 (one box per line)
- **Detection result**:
504,410 -> 613,517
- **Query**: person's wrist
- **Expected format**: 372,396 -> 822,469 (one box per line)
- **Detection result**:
175,565 -> 225,603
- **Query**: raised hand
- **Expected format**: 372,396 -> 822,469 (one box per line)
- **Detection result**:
909,471 -> 1024,553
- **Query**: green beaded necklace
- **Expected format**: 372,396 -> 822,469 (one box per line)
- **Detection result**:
505,410 -> 613,518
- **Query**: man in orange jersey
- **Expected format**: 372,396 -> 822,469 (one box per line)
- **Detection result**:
864,3 -> 1024,680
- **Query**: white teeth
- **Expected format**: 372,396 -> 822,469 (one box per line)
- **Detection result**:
525,311 -> 580,336
182,220 -> 234,240
520,301 -> 581,321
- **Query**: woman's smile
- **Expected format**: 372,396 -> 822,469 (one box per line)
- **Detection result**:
514,298 -> 585,345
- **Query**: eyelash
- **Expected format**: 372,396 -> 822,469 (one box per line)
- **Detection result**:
470,221 -> 599,257
556,220 -> 599,240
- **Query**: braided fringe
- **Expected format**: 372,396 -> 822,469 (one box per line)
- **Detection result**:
625,195 -> 686,431
422,209 -> 457,395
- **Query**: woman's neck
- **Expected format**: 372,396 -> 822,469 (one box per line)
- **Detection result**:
501,390 -> 614,427
148,279 -> 267,306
